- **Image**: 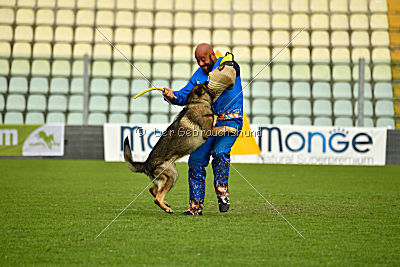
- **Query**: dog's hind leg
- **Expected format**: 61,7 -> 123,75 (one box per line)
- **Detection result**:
153,173 -> 174,213
149,184 -> 170,208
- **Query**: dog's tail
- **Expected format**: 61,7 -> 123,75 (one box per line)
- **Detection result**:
123,137 -> 146,173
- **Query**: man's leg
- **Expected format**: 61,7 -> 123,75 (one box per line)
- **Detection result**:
211,120 -> 242,212
185,137 -> 214,214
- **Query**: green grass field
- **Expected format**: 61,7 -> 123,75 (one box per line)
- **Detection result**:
0,159 -> 399,265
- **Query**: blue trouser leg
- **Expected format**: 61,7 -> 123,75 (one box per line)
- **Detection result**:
187,136 -> 214,212
187,119 -> 242,212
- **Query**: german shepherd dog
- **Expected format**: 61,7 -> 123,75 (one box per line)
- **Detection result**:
123,84 -> 237,213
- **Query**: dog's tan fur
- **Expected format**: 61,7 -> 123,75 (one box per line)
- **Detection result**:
124,84 -> 236,213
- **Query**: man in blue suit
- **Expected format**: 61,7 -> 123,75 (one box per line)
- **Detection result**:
163,43 -> 243,215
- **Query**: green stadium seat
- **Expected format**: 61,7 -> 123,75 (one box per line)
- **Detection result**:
112,61 -> 131,78
36,9 -> 55,25
11,60 -> 30,76
334,118 -> 353,127
271,30 -> 289,46
31,60 -> 50,76
92,61 -> 111,77
292,48 -> 310,63
273,116 -> 291,125
331,31 -> 350,46
48,95 -> 67,112
67,112 -> 83,125
29,78 -> 48,94
150,97 -> 169,113
135,11 -> 153,27
273,99 -> 291,116
312,82 -> 331,99
9,77 -> 28,93
311,14 -> 329,29
272,82 -> 290,98
129,113 -> 148,123
54,26 -> 73,43
252,0 -> 269,12
272,47 -> 290,63
313,100 -> 332,116
0,26 -> 13,41
132,62 -> 151,78
331,14 -> 349,30
292,82 -> 310,98
244,98 -> 250,114
150,114 -> 169,123
332,65 -> 351,81
375,100 -> 394,117
68,95 -> 83,112
53,43 -> 72,59
134,28 -> 152,45
70,78 -> 84,94
90,78 -> 109,95
89,95 -> 108,112
352,48 -> 370,63
96,10 -> 114,26
0,60 -> 9,76
376,118 -> 395,128
251,99 -> 270,116
110,79 -> 129,96
0,8 -> 14,24
252,30 -> 270,46
293,100 -> 311,116
76,10 -> 95,26
374,83 -> 393,99
152,63 -> 171,79
333,82 -> 352,99
56,9 -> 74,26
272,65 -> 290,80
371,31 -> 389,46
355,118 -> 374,127
0,77 -> 7,93
50,78 -> 69,94
353,83 -> 372,99
154,29 -> 172,45
232,46 -> 251,63
294,116 -> 312,126
110,96 -> 129,113
173,29 -> 192,45
32,43 -> 51,59
372,48 -> 391,64
4,112 -> 23,124
109,113 -> 128,123
14,26 -> 33,42
354,100 -> 374,117
34,26 -> 53,42
252,116 -> 270,124
353,64 -> 371,81
311,31 -> 329,47
172,45 -> 192,62
171,80 -> 187,91
312,65 -> 330,81
12,42 -> 31,58
0,42 -> 11,58
373,65 -> 392,81
6,94 -> 25,111
334,100 -> 353,116
251,82 -> 270,98
46,112 -> 65,123
350,14 -> 368,30
25,112 -> 45,124
27,95 -> 46,112
332,48 -> 350,63
0,94 -> 4,110
172,63 -> 191,79
131,79 -> 150,96
52,60 -> 70,77
311,48 -> 330,63
314,117 -> 332,126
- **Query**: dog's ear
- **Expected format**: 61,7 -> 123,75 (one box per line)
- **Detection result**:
194,85 -> 204,97
185,90 -> 194,104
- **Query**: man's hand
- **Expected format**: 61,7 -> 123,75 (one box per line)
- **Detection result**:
163,88 -> 175,101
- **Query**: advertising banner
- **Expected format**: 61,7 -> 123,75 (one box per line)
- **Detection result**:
0,124 -> 64,156
104,123 -> 387,165
255,125 -> 387,166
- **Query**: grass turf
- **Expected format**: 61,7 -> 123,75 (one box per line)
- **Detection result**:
0,159 -> 399,265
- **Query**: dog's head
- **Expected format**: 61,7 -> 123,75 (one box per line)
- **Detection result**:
185,84 -> 215,105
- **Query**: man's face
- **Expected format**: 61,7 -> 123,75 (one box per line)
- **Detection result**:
195,53 -> 215,74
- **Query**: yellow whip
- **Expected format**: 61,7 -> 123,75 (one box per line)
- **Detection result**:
133,87 -> 165,99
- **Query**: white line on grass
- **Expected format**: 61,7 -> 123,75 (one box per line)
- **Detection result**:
230,164 -> 305,239
95,160 -> 175,239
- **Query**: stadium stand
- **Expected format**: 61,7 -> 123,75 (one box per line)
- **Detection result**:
0,0 -> 397,128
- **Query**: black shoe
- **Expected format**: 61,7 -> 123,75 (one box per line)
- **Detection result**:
183,210 -> 203,216
218,196 -> 230,212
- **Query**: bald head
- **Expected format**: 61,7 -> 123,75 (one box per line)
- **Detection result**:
195,43 -> 217,74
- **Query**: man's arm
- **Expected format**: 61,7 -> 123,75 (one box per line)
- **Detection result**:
163,76 -> 196,106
